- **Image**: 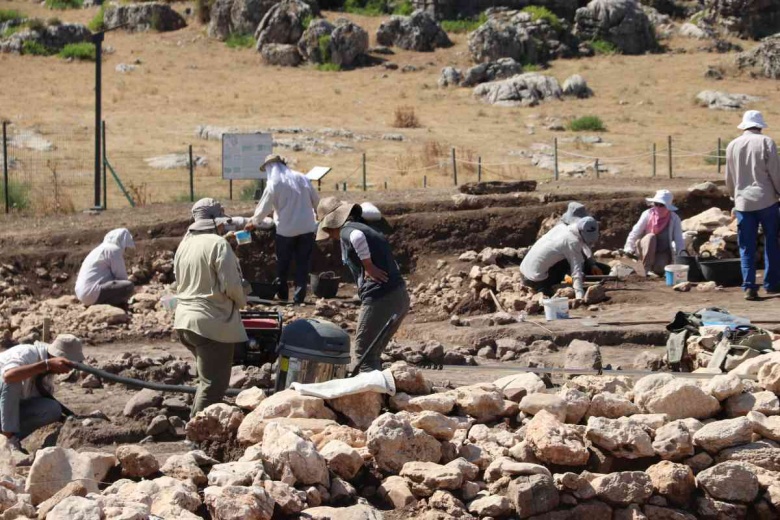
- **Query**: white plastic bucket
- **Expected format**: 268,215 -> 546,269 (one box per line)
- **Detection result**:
542,297 -> 569,321
664,264 -> 689,286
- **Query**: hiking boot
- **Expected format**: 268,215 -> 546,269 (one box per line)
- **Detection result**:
5,436 -> 27,455
745,288 -> 760,301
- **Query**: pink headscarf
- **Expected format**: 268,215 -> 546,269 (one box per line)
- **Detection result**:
647,206 -> 671,235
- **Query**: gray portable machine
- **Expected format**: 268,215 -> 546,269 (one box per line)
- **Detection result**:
274,318 -> 351,392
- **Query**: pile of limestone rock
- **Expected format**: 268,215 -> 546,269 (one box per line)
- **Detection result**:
681,207 -> 740,260
411,246 -> 609,322
4,360 -> 780,519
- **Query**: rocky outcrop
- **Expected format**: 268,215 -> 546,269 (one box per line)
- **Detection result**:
207,0 -> 235,40
574,0 -> 656,55
473,73 -> 563,107
737,34 -> 780,79
376,10 -> 451,52
254,0 -> 313,50
460,58 -> 524,87
562,74 -> 593,98
696,90 -> 759,110
261,43 -> 303,66
298,18 -> 335,62
104,3 -> 186,32
330,20 -> 369,67
468,9 -> 575,64
0,23 -> 91,55
699,0 -> 780,40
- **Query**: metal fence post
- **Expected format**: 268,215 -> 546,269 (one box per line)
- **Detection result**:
652,143 -> 656,177
451,147 -> 457,186
667,136 -> 673,179
384,180 -> 387,190
101,121 -> 107,210
423,175 -> 427,188
188,145 -> 194,202
362,153 -> 366,191
2,121 -> 8,214
477,156 -> 482,183
342,182 -> 347,191
717,138 -> 722,174
595,158 -> 600,179
554,138 -> 559,181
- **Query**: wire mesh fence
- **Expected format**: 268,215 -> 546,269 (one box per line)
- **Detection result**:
1,121 -> 731,216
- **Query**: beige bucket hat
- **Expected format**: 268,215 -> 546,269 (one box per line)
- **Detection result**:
47,334 -> 85,363
259,154 -> 288,172
316,197 -> 358,241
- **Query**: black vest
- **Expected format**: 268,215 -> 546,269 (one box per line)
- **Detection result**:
340,221 -> 403,301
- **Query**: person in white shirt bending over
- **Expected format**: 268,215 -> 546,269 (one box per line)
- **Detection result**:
245,155 -> 319,304
75,228 -> 135,309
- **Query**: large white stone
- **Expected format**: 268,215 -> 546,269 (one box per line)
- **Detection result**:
586,416 -> 655,459
366,413 -> 441,474
237,390 -> 336,445
693,417 -> 753,453
203,485 -> 275,520
634,374 -> 720,420
525,410 -> 589,466
261,422 -> 329,486
26,448 -> 116,505
47,496 -> 103,520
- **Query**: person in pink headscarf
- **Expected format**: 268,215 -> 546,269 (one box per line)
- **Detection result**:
624,190 -> 686,276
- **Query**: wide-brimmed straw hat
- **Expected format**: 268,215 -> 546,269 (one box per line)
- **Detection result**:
645,189 -> 678,211
47,334 -> 85,363
259,154 -> 287,172
316,198 -> 358,241
738,110 -> 767,131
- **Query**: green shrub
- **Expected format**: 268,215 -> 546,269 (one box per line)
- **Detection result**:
569,115 -> 606,132
22,40 -> 54,56
0,181 -> 30,211
47,17 -> 62,26
522,63 -> 541,72
59,42 -> 96,60
316,62 -> 341,71
591,39 -> 619,55
440,13 -> 487,33
2,25 -> 21,37
226,33 -> 254,48
521,6 -> 561,31
45,0 -> 83,10
0,9 -> 24,23
318,33 -> 332,62
302,14 -> 313,29
88,6 -> 105,32
26,18 -> 46,32
239,181 -> 261,201
393,0 -> 413,15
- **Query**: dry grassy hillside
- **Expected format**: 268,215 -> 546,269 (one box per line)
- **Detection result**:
0,0 -> 776,208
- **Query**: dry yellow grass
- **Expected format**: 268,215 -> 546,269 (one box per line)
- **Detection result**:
0,0 -> 776,210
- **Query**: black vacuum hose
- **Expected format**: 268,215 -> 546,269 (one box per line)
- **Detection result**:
70,361 -> 243,397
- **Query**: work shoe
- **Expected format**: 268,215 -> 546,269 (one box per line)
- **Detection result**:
745,288 -> 760,301
765,286 -> 780,295
5,436 -> 27,455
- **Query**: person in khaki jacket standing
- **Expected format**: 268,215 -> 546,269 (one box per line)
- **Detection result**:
725,110 -> 780,300
174,204 -> 248,416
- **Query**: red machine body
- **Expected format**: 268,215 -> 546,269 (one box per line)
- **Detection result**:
235,310 -> 283,367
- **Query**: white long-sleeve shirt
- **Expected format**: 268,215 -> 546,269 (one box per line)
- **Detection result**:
520,223 -> 588,298
0,343 -> 49,399
624,210 -> 685,256
251,169 -> 319,238
726,130 -> 780,212
75,243 -> 131,306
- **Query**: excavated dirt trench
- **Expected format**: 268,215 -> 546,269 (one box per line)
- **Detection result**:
0,190 -> 731,296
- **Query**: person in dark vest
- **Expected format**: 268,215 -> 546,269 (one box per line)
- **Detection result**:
316,197 -> 410,373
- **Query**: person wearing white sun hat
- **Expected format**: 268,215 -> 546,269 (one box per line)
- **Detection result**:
726,110 -> 780,300
624,189 -> 685,276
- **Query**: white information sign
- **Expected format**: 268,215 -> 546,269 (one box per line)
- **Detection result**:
221,133 -> 273,180
306,167 -> 332,182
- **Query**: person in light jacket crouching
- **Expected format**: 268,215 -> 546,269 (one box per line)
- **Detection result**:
624,190 -> 685,277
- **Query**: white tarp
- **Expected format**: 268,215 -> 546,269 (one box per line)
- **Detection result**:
291,369 -> 396,399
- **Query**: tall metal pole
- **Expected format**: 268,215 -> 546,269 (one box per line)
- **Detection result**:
668,135 -> 673,179
595,158 -> 600,179
554,138 -> 559,181
92,32 -> 104,209
188,144 -> 194,202
652,143 -> 656,177
451,147 -> 457,186
362,153 -> 366,191
101,121 -> 107,209
477,156 -> 482,183
2,121 -> 8,214
717,137 -> 722,174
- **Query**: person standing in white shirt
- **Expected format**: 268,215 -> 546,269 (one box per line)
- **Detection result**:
245,155 -> 319,304
74,228 -> 135,309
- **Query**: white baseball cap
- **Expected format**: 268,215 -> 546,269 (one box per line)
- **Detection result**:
738,110 -> 767,130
